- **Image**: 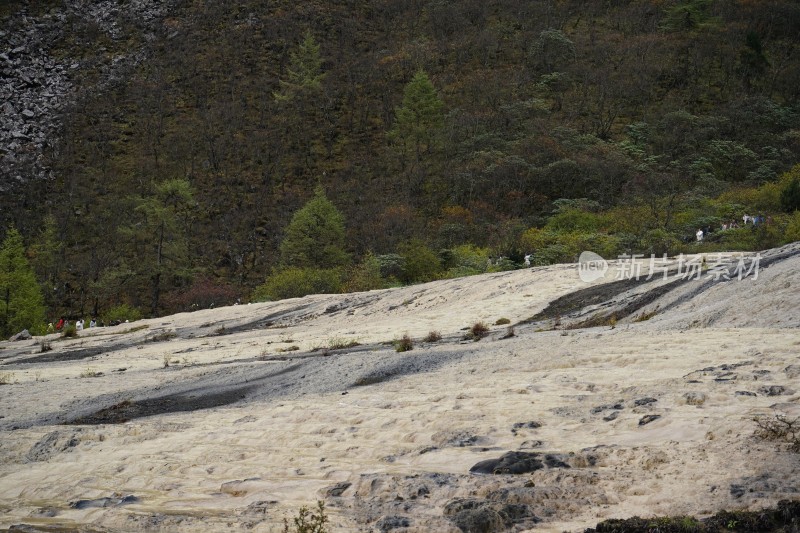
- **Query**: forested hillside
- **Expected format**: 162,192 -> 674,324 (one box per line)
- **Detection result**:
2,0 -> 800,324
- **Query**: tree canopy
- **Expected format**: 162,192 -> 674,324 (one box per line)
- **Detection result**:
279,186 -> 349,269
0,228 -> 45,337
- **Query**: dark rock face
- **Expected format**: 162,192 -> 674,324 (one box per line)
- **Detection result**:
510,421 -> 541,435
470,451 -> 544,475
638,414 -> 661,426
375,515 -> 411,532
633,397 -> 657,406
758,385 -> 788,396
26,429 -> 81,462
70,494 -> 139,509
470,451 -> 571,475
0,1 -> 178,227
444,498 -> 536,533
325,481 -> 352,497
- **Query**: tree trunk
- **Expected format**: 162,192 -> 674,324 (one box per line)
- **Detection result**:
151,221 -> 164,316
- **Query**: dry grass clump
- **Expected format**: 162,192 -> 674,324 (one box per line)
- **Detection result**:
394,333 -> 414,352
325,337 -> 360,350
754,414 -> 800,452
79,367 -> 102,378
278,345 -> 300,353
465,321 -> 490,341
149,331 -> 177,342
633,306 -> 660,322
495,317 -> 511,325
423,330 -> 442,342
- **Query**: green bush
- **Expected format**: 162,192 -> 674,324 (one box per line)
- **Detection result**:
443,244 -> 490,278
0,228 -> 45,338
253,268 -> 342,301
344,253 -> 386,292
375,253 -> 406,280
102,303 -> 143,324
61,323 -> 78,338
283,500 -> 329,533
521,228 -> 620,265
781,177 -> 800,213
397,239 -> 442,283
785,211 -> 800,243
545,206 -> 604,232
640,228 -> 681,256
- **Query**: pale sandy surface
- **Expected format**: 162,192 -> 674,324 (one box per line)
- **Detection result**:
0,247 -> 798,532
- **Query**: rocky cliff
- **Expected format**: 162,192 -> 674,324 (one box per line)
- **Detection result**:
0,0 -> 177,229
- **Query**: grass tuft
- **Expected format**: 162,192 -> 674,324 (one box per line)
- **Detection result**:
394,333 -> 414,352
423,330 -> 442,342
465,321 -> 490,341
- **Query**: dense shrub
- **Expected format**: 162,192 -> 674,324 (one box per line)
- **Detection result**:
283,500 -> 329,533
344,253 -> 386,292
397,239 -> 442,283
102,303 -> 143,324
164,276 -> 240,312
781,177 -> 800,213
252,268 -> 342,301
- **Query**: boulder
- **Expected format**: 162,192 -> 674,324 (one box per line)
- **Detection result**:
470,451 -> 544,475
9,329 -> 31,341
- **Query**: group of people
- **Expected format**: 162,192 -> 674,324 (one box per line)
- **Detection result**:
697,213 -> 772,241
734,214 -> 769,227
48,317 -> 100,333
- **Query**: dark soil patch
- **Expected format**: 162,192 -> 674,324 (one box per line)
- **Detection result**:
64,385 -> 256,425
352,372 -> 395,387
10,342 -> 132,365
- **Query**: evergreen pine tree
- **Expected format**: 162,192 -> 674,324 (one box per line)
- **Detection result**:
279,186 -> 349,269
28,214 -> 62,312
389,69 -> 445,161
274,30 -> 325,101
123,178 -> 195,316
781,177 -> 800,213
0,228 -> 45,337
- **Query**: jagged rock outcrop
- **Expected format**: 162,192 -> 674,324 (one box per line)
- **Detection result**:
0,0 -> 178,226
